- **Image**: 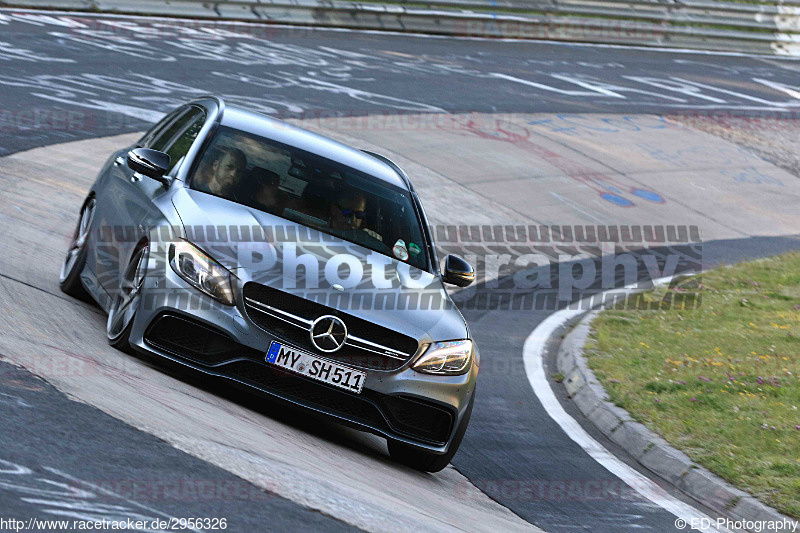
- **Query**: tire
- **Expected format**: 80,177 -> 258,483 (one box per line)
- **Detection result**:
388,392 -> 474,473
107,243 -> 149,354
59,197 -> 95,299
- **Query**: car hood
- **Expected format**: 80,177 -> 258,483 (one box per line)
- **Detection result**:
170,188 -> 468,343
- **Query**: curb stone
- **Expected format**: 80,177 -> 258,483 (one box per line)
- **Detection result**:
556,311 -> 798,533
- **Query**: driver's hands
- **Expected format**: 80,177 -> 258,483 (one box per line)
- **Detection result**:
363,228 -> 383,242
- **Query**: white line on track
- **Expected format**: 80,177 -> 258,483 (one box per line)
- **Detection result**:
522,279 -> 730,533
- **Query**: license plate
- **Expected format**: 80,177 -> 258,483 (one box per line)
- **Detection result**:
265,341 -> 365,394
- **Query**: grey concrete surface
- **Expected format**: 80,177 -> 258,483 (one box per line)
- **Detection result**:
302,112 -> 800,240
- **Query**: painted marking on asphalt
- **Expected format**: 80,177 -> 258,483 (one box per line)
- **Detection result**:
522,279 -> 730,533
492,72 -> 800,110
3,7 -> 800,61
42,467 -> 204,532
0,392 -> 31,408
0,458 -> 201,531
3,11 -> 800,114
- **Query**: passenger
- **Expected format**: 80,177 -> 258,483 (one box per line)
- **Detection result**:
194,146 -> 247,198
248,167 -> 282,212
254,180 -> 284,212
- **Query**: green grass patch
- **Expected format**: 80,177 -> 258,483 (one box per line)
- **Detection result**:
588,252 -> 800,518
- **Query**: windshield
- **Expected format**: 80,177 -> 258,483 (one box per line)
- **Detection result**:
189,126 -> 431,271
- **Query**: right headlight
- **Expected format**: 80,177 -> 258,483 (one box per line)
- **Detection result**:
169,240 -> 235,305
412,340 -> 473,375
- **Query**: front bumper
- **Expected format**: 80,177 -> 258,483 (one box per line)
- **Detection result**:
126,265 -> 478,453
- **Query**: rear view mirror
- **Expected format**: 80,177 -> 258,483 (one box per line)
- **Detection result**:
442,255 -> 475,287
127,148 -> 170,186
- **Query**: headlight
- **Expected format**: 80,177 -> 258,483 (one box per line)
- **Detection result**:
412,340 -> 473,375
169,240 -> 235,305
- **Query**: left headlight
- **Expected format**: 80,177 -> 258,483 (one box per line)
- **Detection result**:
169,240 -> 235,305
412,340 -> 473,375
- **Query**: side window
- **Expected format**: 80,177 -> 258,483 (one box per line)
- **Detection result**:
150,107 -> 193,153
137,107 -> 184,149
164,108 -> 206,173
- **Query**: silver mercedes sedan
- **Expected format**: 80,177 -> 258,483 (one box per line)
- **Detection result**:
59,96 -> 478,472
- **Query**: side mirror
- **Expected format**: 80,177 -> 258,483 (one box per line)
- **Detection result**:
442,254 -> 475,287
127,148 -> 171,187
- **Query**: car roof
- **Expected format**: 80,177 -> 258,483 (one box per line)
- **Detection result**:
219,106 -> 409,190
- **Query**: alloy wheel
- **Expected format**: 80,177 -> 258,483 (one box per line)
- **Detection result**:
107,244 -> 149,341
59,198 -> 95,283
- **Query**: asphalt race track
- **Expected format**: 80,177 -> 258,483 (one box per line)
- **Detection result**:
2,8 -> 800,532
3,10 -> 800,158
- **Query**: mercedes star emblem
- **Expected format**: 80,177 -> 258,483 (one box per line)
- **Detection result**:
310,315 -> 348,352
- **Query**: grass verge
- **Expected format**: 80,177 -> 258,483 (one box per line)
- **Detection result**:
588,252 -> 800,518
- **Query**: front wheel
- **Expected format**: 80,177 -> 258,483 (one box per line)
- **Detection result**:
388,393 -> 474,473
59,197 -> 95,298
107,243 -> 148,354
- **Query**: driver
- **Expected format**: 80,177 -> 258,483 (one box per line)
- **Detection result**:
194,145 -> 247,198
329,189 -> 382,242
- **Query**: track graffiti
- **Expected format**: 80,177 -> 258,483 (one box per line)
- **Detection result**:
0,459 -> 202,532
450,117 -> 666,207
